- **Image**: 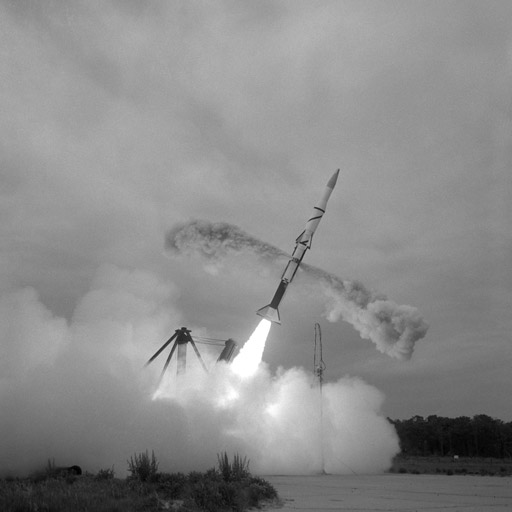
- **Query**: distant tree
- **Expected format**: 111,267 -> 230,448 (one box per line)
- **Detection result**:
391,414 -> 512,458
452,416 -> 472,455
472,414 -> 502,457
501,422 -> 512,457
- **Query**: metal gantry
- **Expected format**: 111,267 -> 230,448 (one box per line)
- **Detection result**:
145,327 -> 237,384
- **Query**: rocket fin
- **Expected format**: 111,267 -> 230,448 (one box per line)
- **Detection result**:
256,305 -> 281,325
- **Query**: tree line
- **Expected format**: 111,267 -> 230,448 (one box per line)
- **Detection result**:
389,415 -> 512,458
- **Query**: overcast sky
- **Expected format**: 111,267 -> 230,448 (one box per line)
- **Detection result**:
1,0 -> 511,426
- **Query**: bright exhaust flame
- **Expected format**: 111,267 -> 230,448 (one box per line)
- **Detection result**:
230,319 -> 271,378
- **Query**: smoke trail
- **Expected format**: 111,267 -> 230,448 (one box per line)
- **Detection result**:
167,219 -> 287,273
166,220 -> 428,360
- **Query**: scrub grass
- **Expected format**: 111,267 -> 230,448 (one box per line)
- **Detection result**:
0,452 -> 279,512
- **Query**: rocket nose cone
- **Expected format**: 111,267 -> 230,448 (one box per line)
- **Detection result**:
327,169 -> 340,189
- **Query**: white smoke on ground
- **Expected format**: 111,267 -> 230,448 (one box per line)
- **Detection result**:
0,264 -> 398,477
166,220 -> 429,360
155,363 -> 399,475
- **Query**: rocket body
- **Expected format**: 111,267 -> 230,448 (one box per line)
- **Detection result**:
257,169 -> 339,324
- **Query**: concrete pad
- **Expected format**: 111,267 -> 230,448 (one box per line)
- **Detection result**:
263,473 -> 512,511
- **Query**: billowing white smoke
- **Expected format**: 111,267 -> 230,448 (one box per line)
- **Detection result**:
166,220 -> 428,360
0,264 -> 398,477
156,363 -> 399,475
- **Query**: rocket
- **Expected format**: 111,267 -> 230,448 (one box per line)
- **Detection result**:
257,169 -> 340,324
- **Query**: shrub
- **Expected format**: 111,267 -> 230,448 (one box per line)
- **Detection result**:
188,470 -> 205,485
218,480 -> 239,509
190,455 -> 277,512
127,450 -> 159,482
217,452 -> 250,482
192,478 -> 249,512
95,466 -> 115,480
0,452 -> 278,512
192,477 -> 224,512
153,472 -> 187,499
65,473 -> 77,484
247,476 -> 277,501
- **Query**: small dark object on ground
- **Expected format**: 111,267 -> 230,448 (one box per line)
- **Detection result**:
33,460 -> 83,481
49,465 -> 82,478
66,465 -> 82,475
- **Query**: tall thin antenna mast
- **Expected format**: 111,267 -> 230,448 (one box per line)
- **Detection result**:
314,322 -> 327,474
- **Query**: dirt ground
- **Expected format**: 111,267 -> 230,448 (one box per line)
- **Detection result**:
262,473 -> 512,511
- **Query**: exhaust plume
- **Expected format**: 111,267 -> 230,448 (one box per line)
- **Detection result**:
166,220 -> 428,360
231,319 -> 272,378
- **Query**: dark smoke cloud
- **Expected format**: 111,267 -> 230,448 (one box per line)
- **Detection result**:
166,220 -> 428,360
167,219 -> 287,263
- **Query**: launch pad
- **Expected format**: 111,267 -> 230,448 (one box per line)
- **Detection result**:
145,327 -> 237,383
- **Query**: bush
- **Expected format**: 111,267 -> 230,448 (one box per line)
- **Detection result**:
192,477 -> 225,512
95,466 -> 115,480
247,476 -> 277,502
188,470 -> 205,485
217,452 -> 250,482
0,452 -> 278,512
188,455 -> 277,512
127,450 -> 159,482
153,472 -> 187,499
